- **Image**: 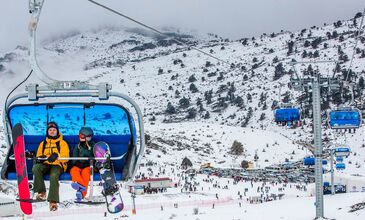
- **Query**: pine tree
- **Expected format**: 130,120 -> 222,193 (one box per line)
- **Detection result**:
204,90 -> 213,104
230,141 -> 244,155
304,40 -> 310,47
189,83 -> 198,93
241,160 -> 249,169
186,108 -> 197,119
179,96 -> 190,109
311,37 -> 322,49
235,96 -> 245,108
302,50 -> 308,58
287,41 -> 294,55
166,102 -> 176,114
188,74 -> 197,82
359,76 -> 365,89
272,56 -> 279,63
158,68 -> 164,74
313,50 -> 320,58
273,63 -> 286,80
203,111 -> 210,119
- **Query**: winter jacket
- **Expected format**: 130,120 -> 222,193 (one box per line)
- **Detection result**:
72,141 -> 95,169
36,134 -> 70,172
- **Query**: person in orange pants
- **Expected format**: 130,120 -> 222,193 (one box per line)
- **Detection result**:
70,127 -> 95,201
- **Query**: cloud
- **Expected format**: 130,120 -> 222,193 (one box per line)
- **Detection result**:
0,0 -> 363,52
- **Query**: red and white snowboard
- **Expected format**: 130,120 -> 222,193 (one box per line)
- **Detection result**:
13,123 -> 32,215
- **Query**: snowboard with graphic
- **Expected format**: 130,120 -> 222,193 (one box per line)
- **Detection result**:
94,141 -> 124,213
12,123 -> 32,215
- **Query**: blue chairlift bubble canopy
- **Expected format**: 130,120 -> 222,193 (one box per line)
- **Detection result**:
303,157 -> 327,166
8,103 -> 135,136
328,108 -> 362,129
336,163 -> 346,170
334,147 -> 351,157
274,108 -> 300,123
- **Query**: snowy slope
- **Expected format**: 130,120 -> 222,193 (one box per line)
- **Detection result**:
1,20 -> 364,172
0,12 -> 365,220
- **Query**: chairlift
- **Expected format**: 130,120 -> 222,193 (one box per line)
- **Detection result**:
274,107 -> 301,124
0,0 -> 145,183
334,147 -> 351,157
335,163 -> 346,170
1,98 -> 144,182
273,82 -> 301,126
328,107 -> 362,130
303,157 -> 327,166
335,156 -> 344,162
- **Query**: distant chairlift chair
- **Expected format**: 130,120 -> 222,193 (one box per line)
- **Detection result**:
328,107 -> 362,132
274,104 -> 301,127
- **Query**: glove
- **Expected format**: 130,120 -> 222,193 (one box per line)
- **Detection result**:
25,151 -> 36,159
37,155 -> 47,164
47,153 -> 58,163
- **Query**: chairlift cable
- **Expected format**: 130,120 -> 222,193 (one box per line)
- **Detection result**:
4,70 -> 33,113
87,0 -> 238,72
345,7 -> 365,82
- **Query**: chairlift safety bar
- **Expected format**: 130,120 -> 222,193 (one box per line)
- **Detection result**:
26,83 -> 111,101
9,153 -> 127,161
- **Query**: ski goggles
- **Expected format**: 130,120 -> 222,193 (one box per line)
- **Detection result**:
48,122 -> 57,127
79,133 -> 93,141
47,122 -> 58,129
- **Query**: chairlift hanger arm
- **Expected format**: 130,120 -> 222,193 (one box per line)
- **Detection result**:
29,0 -> 90,87
288,60 -> 340,92
29,0 -> 57,84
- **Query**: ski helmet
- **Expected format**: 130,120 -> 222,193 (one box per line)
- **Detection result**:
79,127 -> 94,140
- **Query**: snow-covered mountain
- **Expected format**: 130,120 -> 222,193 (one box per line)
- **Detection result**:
1,12 -> 365,173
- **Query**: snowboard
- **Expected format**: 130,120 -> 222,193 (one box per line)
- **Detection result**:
93,141 -> 124,213
12,123 -> 32,215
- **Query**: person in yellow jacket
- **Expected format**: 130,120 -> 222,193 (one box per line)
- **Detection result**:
32,122 -> 69,211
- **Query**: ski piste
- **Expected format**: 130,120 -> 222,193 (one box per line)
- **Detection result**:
12,123 -> 32,215
94,141 -> 124,213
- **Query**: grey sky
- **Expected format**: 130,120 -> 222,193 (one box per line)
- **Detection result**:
0,0 -> 364,52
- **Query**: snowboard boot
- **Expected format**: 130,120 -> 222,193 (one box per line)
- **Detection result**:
36,192 -> 46,201
49,201 -> 58,211
76,191 -> 83,202
71,182 -> 86,192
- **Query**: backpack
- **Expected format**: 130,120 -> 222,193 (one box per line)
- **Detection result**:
41,140 -> 60,155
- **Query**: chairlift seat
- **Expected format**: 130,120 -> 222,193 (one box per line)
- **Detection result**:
335,163 -> 346,170
6,134 -> 131,181
2,102 -> 138,181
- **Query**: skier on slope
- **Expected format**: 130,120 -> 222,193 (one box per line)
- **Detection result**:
32,122 -> 70,211
70,127 -> 95,202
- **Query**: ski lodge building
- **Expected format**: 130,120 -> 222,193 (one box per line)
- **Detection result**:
134,177 -> 173,188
